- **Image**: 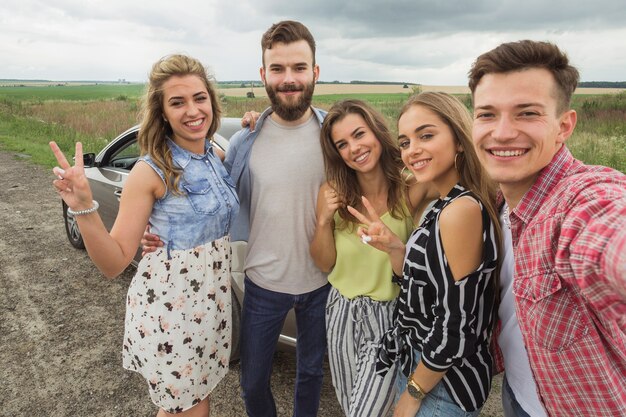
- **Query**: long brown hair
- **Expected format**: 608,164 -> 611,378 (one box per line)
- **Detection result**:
400,92 -> 502,307
138,54 -> 222,194
320,99 -> 408,227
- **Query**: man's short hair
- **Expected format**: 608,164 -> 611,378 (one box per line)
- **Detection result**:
468,40 -> 580,113
261,20 -> 316,67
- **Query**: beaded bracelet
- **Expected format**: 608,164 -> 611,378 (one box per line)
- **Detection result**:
67,200 -> 99,216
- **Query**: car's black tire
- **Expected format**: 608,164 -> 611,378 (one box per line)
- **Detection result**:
63,202 -> 85,249
230,291 -> 241,362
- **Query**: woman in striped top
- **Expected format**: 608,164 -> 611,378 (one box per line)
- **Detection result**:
349,92 -> 501,417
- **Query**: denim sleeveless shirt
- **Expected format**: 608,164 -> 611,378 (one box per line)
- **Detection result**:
139,139 -> 239,255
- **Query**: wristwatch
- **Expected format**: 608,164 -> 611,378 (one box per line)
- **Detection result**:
407,373 -> 426,401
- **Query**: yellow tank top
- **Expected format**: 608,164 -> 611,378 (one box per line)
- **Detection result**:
327,206 -> 414,301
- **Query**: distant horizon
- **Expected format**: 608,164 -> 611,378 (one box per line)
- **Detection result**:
0,79 -> 415,85
2,78 -> 625,86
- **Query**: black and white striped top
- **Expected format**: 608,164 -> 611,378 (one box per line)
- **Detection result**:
376,184 -> 498,412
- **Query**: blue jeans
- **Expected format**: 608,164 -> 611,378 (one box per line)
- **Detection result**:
502,374 -> 531,417
395,350 -> 481,417
240,277 -> 330,417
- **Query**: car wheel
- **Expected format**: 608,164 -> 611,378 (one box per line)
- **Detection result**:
63,202 -> 85,249
230,291 -> 241,362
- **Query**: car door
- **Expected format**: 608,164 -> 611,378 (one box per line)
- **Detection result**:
88,129 -> 139,232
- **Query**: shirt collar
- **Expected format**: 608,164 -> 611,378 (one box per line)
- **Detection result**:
253,106 -> 327,131
167,138 -> 213,169
513,145 -> 575,225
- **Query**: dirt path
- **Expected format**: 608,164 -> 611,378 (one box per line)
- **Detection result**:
0,149 -> 342,416
0,149 -> 503,417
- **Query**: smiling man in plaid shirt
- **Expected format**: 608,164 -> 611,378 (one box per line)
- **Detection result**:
468,40 -> 626,417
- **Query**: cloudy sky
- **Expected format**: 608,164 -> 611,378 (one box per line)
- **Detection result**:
3,0 -> 625,85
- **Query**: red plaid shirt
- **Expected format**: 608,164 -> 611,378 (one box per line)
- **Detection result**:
497,146 -> 626,416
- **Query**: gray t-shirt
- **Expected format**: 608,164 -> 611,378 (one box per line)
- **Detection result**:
245,115 -> 327,294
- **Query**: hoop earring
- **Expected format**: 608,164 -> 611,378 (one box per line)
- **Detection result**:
454,153 -> 461,172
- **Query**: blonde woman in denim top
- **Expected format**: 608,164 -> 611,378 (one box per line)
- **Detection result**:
310,100 -> 436,417
50,54 -> 239,417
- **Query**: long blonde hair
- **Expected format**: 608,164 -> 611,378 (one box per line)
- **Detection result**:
400,92 -> 502,307
320,99 -> 408,226
138,54 -> 222,194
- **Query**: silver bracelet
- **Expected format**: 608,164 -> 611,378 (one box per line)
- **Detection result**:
67,200 -> 100,216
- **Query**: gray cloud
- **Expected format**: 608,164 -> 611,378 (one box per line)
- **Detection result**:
2,0 -> 625,83
217,0 -> 626,37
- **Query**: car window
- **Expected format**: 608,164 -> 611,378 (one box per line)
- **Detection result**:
108,138 -> 140,170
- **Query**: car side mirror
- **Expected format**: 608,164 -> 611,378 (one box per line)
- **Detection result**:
83,153 -> 96,167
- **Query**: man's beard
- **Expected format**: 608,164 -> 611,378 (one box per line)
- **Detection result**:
265,81 -> 315,122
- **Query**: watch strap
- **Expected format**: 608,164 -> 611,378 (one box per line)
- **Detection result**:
407,372 -> 426,400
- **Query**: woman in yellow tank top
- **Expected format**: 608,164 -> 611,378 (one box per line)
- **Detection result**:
310,99 -> 436,417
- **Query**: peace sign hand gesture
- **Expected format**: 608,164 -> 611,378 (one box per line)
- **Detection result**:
347,196 -> 407,274
49,141 -> 95,211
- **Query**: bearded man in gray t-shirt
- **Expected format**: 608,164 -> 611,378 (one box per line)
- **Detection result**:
224,21 -> 330,417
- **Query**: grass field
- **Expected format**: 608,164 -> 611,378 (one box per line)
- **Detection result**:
0,83 -> 146,101
0,83 -> 624,172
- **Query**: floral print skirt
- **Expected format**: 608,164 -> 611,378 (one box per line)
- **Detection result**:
122,236 -> 231,413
